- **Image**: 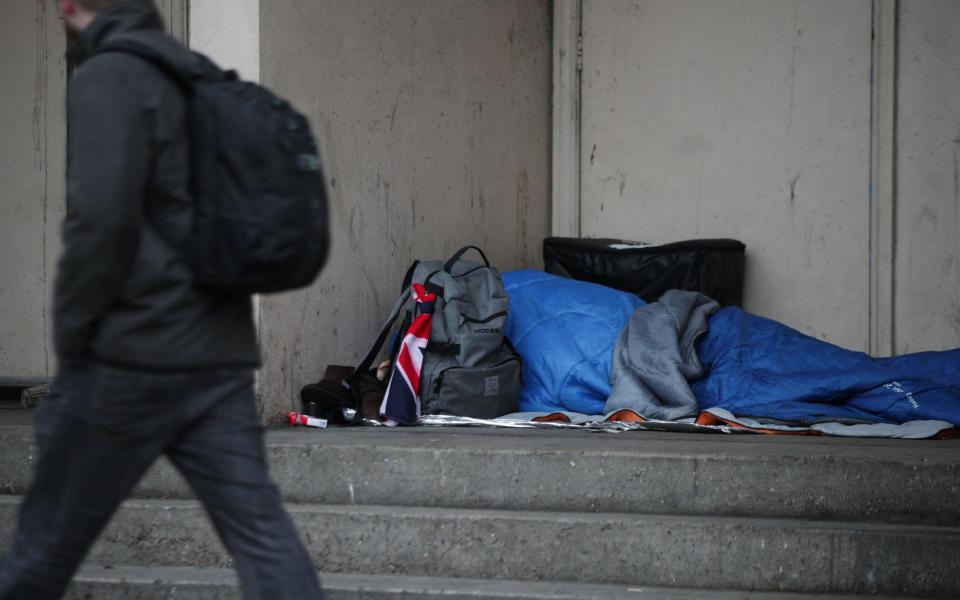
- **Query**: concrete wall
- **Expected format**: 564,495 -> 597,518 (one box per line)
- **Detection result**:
3,0 -> 950,409
577,0 -> 874,351
0,0 -> 186,384
257,0 -> 552,420
189,0 -> 259,82
894,0 -> 960,353
0,0 -> 67,384
572,0 -> 960,354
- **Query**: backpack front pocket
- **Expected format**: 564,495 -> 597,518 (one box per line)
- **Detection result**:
430,357 -> 521,419
455,295 -> 510,366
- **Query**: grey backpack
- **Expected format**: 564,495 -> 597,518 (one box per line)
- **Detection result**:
355,246 -> 521,423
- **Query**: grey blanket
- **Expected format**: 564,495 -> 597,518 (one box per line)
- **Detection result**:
605,290 -> 720,420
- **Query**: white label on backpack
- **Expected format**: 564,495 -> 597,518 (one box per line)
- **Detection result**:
484,376 -> 500,397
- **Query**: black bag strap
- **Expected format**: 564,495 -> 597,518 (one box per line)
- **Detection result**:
350,287 -> 410,383
502,337 -> 522,382
503,335 -> 520,358
349,259 -> 421,383
388,312 -> 412,363
426,341 -> 460,355
421,268 -> 444,298
400,260 -> 420,292
443,246 -> 489,273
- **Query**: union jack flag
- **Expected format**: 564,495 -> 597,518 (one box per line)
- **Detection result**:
380,283 -> 436,425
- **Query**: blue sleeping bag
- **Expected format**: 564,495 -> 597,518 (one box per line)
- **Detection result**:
503,270 -> 960,425
503,270 -> 643,415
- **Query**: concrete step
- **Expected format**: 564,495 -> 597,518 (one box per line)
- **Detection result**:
3,497 -> 957,597
66,566 -> 925,600
2,425 -> 959,525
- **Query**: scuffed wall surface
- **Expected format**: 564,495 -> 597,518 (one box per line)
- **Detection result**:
895,0 -> 960,353
0,1 -> 66,382
578,0 -> 873,351
189,0 -> 259,81
0,1 -> 180,383
258,0 -> 551,420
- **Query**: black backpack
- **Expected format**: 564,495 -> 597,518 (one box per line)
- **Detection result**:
96,40 -> 329,294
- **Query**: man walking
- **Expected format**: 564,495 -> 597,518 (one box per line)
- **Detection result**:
0,1 -> 325,598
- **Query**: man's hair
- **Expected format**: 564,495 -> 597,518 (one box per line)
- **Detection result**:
76,0 -> 123,11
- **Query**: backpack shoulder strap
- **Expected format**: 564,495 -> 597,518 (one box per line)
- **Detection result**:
350,287 -> 411,383
94,39 -> 196,96
349,259 -> 421,383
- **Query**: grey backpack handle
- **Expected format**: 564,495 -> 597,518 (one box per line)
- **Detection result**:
443,246 -> 489,273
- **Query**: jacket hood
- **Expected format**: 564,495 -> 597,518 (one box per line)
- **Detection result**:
71,0 -> 165,64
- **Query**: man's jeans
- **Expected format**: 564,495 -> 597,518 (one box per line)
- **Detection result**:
0,364 -> 324,600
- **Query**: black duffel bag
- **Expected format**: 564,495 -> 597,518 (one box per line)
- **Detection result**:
543,237 -> 746,307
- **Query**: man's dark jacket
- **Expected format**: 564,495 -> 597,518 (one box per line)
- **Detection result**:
55,0 -> 259,370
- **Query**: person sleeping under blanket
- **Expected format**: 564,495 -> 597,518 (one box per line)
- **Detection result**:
502,270 -> 960,437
